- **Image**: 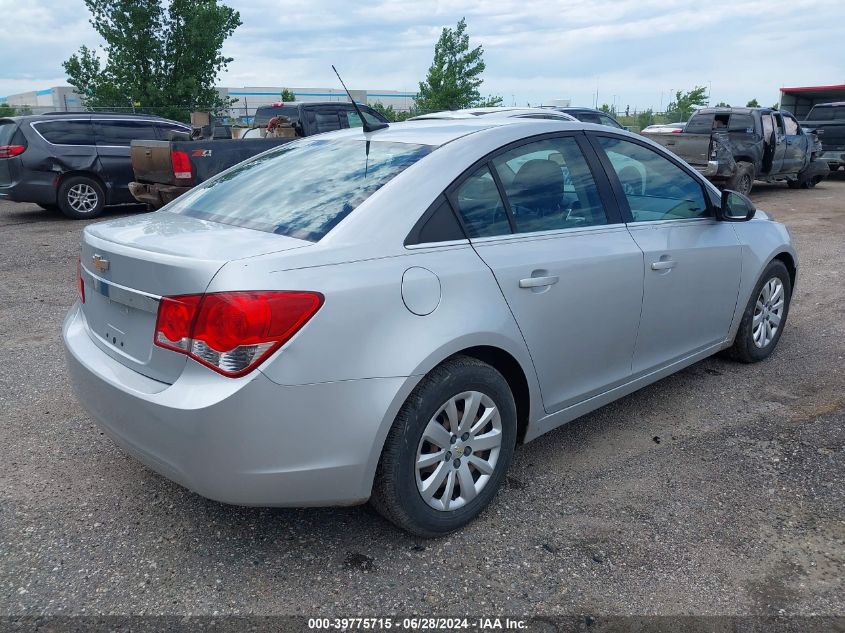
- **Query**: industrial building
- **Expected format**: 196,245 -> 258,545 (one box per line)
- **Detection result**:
0,85 -> 418,115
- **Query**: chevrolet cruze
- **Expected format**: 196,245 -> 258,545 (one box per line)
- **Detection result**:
63,118 -> 796,536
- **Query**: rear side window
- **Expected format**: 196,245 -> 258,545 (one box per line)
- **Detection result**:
166,139 -> 432,241
728,114 -> 754,132
157,124 -> 191,140
599,114 -> 623,128
684,114 -> 715,134
94,120 -> 157,145
453,166 -> 510,238
345,107 -> 387,128
783,115 -> 799,135
33,120 -> 94,145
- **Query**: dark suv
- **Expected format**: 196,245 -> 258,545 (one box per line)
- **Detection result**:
0,113 -> 191,218
542,106 -> 625,129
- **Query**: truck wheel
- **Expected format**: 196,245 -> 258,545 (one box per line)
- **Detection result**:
58,176 -> 105,219
787,179 -> 801,189
727,162 -> 754,196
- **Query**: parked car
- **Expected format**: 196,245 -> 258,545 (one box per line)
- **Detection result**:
0,112 -> 191,218
541,106 -> 625,128
65,118 -> 796,536
648,107 -> 825,194
129,101 -> 390,209
409,107 -> 577,121
641,123 -> 685,134
800,102 -> 845,172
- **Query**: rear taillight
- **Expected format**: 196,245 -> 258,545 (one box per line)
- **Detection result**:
671,128 -> 682,133
171,149 -> 192,181
77,258 -> 85,304
0,145 -> 25,158
154,291 -> 323,377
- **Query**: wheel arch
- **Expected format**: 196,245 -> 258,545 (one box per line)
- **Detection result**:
771,250 -> 797,288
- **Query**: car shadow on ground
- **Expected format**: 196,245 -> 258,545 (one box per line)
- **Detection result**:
0,202 -> 149,227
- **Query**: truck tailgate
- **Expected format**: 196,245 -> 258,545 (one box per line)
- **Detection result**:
131,140 -> 175,185
171,138 -> 295,184
648,132 -> 712,168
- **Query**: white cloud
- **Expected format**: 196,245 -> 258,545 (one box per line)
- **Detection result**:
1,0 -> 843,110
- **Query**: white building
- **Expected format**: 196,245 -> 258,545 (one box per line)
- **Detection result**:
0,85 -> 418,115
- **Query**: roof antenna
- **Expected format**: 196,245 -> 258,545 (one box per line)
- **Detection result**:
332,65 -> 389,133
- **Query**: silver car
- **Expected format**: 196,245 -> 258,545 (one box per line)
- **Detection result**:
63,118 -> 797,536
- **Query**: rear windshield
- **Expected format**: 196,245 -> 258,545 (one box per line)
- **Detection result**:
254,106 -> 298,127
166,138 -> 433,241
806,106 -> 844,121
0,120 -> 17,145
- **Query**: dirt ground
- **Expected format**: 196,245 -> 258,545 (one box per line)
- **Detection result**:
0,173 -> 843,620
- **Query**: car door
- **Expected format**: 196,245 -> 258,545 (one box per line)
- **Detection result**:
591,133 -> 742,375
781,113 -> 808,173
448,133 -> 644,413
93,119 -> 158,203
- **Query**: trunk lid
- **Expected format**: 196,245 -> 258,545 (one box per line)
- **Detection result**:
80,211 -> 311,383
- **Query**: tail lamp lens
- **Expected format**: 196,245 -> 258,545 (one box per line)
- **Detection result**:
171,149 -> 192,181
154,291 -> 323,377
0,145 -> 25,159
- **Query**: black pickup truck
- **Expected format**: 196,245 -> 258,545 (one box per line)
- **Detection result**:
649,107 -> 826,194
129,101 -> 389,208
801,102 -> 845,172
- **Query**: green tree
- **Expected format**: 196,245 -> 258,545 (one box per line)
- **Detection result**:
746,98 -> 760,108
416,18 -> 502,111
664,86 -> 709,121
63,0 -> 241,121
637,108 -> 655,129
370,102 -> 418,122
0,103 -> 16,117
280,88 -> 296,102
715,101 -> 731,107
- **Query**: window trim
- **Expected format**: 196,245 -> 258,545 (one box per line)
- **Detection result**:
585,130 -> 718,224
442,131 -> 623,241
404,194 -> 468,247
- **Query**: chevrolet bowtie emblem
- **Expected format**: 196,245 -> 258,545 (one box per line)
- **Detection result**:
92,254 -> 110,272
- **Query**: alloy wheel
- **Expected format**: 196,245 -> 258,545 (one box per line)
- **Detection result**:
415,391 -> 502,511
752,277 -> 785,348
67,183 -> 99,214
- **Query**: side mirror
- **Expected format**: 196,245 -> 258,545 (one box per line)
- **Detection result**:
717,190 -> 756,222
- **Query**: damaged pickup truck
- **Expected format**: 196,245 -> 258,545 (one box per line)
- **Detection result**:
0,113 -> 190,218
129,101 -> 390,209
648,107 -> 827,194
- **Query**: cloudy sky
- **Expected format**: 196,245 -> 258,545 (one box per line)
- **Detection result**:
1,0 -> 843,111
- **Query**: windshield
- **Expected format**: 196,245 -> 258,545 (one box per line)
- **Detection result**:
166,138 -> 433,241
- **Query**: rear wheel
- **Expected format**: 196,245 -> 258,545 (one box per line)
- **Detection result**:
727,260 -> 792,363
58,176 -> 105,219
371,356 -> 517,537
727,161 -> 755,195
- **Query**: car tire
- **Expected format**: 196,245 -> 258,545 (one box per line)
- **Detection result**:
371,355 -> 517,537
727,161 -> 755,196
727,260 -> 792,363
58,176 -> 105,219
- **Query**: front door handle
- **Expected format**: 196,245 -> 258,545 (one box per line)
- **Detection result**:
651,260 -> 677,271
519,275 -> 559,288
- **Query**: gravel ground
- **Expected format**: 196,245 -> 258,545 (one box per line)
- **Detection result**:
0,174 -> 843,618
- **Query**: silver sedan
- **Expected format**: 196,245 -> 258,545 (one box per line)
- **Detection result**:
63,118 -> 797,536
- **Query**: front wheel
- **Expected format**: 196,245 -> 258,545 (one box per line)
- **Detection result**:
727,260 -> 792,363
371,356 -> 517,537
58,176 -> 105,219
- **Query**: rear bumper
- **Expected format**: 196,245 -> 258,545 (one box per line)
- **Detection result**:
63,303 -> 407,507
129,182 -> 191,209
817,151 -> 845,169
0,175 -> 57,206
696,160 -> 720,177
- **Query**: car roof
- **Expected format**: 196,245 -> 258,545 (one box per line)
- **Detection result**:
304,117 -> 594,147
11,112 -> 188,125
410,107 -> 576,121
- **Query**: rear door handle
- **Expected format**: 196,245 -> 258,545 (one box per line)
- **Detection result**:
651,260 -> 677,271
519,275 -> 559,288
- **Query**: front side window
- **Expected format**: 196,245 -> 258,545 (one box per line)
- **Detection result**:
728,114 -> 754,133
783,115 -> 799,135
33,120 -> 94,145
346,108 -> 386,128
167,139 -> 432,241
491,136 -> 607,233
597,136 -> 709,222
94,120 -> 157,145
684,114 -> 715,134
